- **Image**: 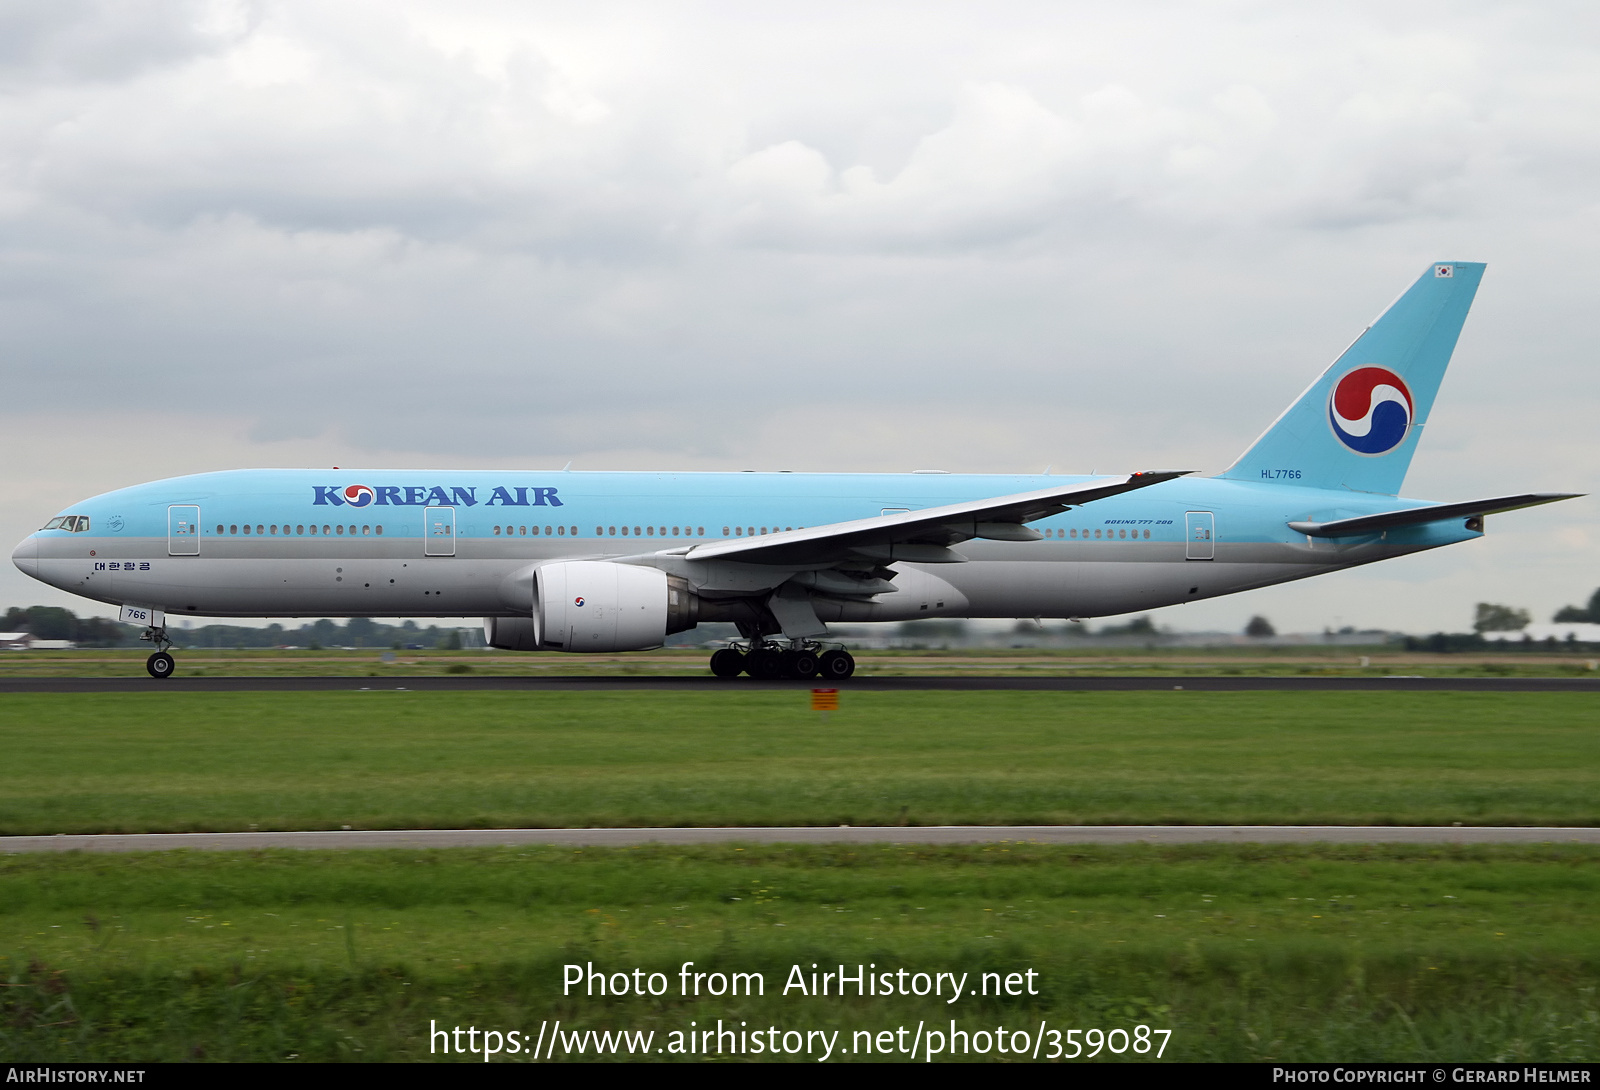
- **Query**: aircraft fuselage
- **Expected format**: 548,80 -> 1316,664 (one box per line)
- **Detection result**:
12,468 -> 1476,623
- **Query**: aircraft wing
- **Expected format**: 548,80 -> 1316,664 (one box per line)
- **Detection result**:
673,471 -> 1190,566
1288,493 -> 1583,538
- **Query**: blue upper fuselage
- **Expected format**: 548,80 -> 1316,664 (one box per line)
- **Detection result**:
25,467 -> 1477,550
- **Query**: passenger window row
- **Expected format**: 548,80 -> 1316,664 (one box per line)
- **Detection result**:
47,516 -> 1152,542
494,525 -> 577,536
1042,528 -> 1152,539
593,525 -> 707,538
723,526 -> 796,537
216,524 -> 381,537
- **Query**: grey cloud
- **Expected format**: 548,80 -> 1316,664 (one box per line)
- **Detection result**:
0,2 -> 1596,635
4,4 -> 1594,257
0,0 -> 251,86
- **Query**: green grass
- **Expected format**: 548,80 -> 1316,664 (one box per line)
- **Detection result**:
3,692 -> 1597,1063
2,691 -> 1598,833
3,844 -> 1598,1062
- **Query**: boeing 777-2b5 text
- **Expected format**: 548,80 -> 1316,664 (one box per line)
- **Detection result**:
10,261 -> 1582,680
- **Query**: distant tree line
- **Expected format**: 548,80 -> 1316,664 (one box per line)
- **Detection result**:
1402,631 -> 1600,653
1,607 -> 477,650
176,617 -> 474,650
1470,588 -> 1600,633
2,606 -> 132,646
9,588 -> 1599,653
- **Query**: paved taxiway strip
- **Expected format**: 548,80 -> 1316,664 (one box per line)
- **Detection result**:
4,826 -> 1598,853
3,676 -> 1598,693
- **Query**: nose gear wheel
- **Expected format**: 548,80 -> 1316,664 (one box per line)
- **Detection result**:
139,624 -> 177,680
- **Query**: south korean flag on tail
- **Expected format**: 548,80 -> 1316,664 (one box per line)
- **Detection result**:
1434,264 -> 1454,277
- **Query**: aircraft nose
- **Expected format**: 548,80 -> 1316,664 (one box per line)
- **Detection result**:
11,535 -> 38,579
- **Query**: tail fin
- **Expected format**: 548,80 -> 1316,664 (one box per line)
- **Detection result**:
1218,261 -> 1485,495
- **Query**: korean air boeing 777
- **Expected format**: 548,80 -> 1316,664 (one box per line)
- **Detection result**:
11,262 -> 1580,680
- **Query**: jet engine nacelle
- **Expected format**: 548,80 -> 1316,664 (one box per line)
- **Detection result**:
486,561 -> 699,653
482,616 -> 539,651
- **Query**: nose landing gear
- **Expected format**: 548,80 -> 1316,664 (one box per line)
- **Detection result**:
140,623 -> 176,680
707,640 -> 855,681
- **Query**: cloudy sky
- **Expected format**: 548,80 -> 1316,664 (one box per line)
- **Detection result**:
3,0 -> 1596,633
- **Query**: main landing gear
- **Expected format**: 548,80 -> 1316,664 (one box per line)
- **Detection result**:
709,640 -> 855,681
141,624 -> 176,679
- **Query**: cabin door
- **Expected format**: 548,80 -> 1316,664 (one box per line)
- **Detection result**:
424,506 -> 456,556
168,506 -> 201,556
1185,511 -> 1215,560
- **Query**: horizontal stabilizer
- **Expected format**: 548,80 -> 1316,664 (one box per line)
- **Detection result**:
679,471 -> 1191,566
1288,493 -> 1582,537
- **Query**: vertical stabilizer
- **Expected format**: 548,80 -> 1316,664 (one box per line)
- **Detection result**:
1218,261 -> 1484,495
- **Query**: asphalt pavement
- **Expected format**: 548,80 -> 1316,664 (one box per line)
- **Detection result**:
3,675 -> 1598,693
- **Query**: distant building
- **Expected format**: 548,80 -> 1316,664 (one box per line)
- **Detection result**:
0,632 -> 77,650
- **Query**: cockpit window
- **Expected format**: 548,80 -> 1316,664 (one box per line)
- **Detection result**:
43,517 -> 66,530
43,516 -> 87,531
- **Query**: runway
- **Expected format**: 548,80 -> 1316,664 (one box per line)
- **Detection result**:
4,825 -> 1598,853
3,675 -> 1598,693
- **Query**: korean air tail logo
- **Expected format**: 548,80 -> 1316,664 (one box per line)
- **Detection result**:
342,484 -> 375,507
1329,367 -> 1414,455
